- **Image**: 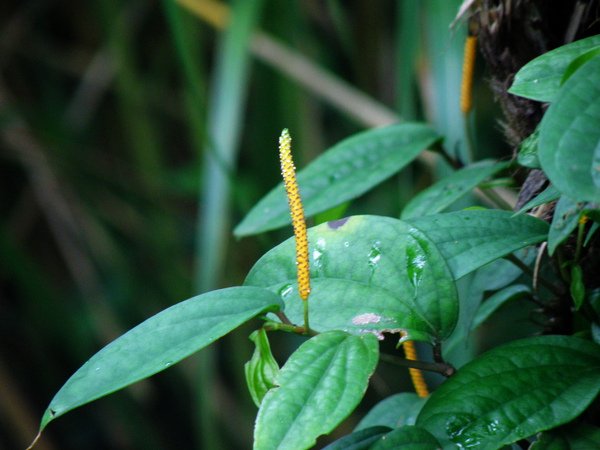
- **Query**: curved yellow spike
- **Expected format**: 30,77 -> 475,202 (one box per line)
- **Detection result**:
460,35 -> 477,114
279,129 -> 311,301
403,340 -> 430,398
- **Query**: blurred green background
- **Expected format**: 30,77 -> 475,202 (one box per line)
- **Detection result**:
0,1 -> 508,448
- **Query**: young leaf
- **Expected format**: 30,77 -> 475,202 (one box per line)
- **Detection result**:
508,34 -> 600,102
322,426 -> 391,450
513,184 -> 560,216
406,210 -> 549,279
370,426 -> 441,450
401,160 -> 509,219
234,123 -> 440,236
417,335 -> 600,449
245,215 -> 458,343
40,287 -> 283,430
570,264 -> 585,310
517,128 -> 540,169
538,54 -> 600,202
355,393 -> 427,431
245,329 -> 279,407
547,196 -> 586,255
254,331 -> 379,450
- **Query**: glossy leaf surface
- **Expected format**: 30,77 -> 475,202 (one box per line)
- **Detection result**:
406,210 -> 549,279
401,160 -> 508,219
41,287 -> 283,429
538,55 -> 600,202
234,123 -> 439,236
245,215 -> 458,343
509,34 -> 600,102
254,331 -> 378,450
417,336 -> 600,450
355,392 -> 427,431
370,426 -> 441,450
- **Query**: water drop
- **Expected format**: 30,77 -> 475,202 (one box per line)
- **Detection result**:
343,241 -> 350,248
533,79 -> 539,83
407,243 -> 426,291
94,367 -> 101,372
164,361 -> 173,367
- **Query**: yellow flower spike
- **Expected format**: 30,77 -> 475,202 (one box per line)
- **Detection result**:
279,129 -> 311,302
460,35 -> 478,114
403,340 -> 430,398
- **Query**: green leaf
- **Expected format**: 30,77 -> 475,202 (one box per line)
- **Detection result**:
417,335 -> 600,450
548,196 -> 586,255
517,128 -> 540,168
234,123 -> 440,236
472,284 -> 531,330
585,222 -> 599,246
370,426 -> 441,450
509,34 -> 600,102
355,393 -> 427,430
254,331 -> 379,450
513,185 -> 560,216
322,426 -> 391,450
406,210 -> 549,279
534,424 -> 600,450
570,265 -> 585,310
245,215 -> 458,343
561,47 -> 600,84
40,287 -> 282,430
244,329 -> 279,407
401,160 -> 509,219
538,54 -> 600,202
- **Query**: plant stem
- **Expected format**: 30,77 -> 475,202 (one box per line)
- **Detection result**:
431,142 -> 463,169
505,254 -> 558,294
303,300 -> 310,335
380,353 -> 455,377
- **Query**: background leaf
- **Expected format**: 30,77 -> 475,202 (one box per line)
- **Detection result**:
417,335 -> 600,449
508,34 -> 600,102
234,123 -> 440,236
370,426 -> 441,450
513,185 -> 560,215
40,287 -> 283,429
322,426 -> 391,450
538,54 -> 600,202
245,215 -> 458,342
355,392 -> 427,430
471,284 -> 531,330
401,160 -> 508,219
406,210 -> 549,279
253,331 -> 379,450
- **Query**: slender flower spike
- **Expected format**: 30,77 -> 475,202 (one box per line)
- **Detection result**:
279,129 -> 311,301
403,340 -> 430,398
460,35 -> 477,114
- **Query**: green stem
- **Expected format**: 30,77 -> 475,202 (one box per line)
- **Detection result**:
505,254 -> 558,294
479,187 -> 513,210
574,216 -> 587,262
303,300 -> 310,335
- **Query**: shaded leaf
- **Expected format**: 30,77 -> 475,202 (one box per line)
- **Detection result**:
533,424 -> 600,450
40,287 -> 283,429
538,55 -> 600,202
355,393 -> 427,431
417,336 -> 600,450
401,160 -> 508,219
322,426 -> 391,450
509,35 -> 600,102
254,331 -> 379,450
406,210 -> 549,279
245,329 -> 279,407
245,215 -> 458,343
472,284 -> 531,330
570,265 -> 585,310
234,123 -> 440,236
370,426 -> 441,450
548,196 -> 586,255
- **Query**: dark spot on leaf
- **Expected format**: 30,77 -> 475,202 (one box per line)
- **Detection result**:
328,217 -> 349,229
50,409 -> 56,416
